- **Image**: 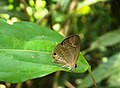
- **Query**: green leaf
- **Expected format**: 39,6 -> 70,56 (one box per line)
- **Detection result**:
90,29 -> 120,50
0,19 -> 89,83
108,70 -> 120,87
77,0 -> 106,10
79,52 -> 120,88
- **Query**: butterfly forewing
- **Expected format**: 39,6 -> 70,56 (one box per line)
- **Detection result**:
53,35 -> 80,69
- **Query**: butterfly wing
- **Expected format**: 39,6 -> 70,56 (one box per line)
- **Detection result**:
52,35 -> 80,69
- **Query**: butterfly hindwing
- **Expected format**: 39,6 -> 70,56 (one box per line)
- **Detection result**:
52,35 -> 80,69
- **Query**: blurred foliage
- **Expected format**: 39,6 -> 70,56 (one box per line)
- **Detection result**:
0,0 -> 120,88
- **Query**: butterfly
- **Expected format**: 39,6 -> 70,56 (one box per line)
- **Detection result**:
52,35 -> 80,70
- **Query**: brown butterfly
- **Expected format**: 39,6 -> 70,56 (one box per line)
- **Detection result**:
52,35 -> 80,70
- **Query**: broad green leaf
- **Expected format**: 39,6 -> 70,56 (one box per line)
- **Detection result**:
0,19 -> 89,83
79,52 -> 120,88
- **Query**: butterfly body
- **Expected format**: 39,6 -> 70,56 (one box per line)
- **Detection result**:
52,35 -> 80,69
